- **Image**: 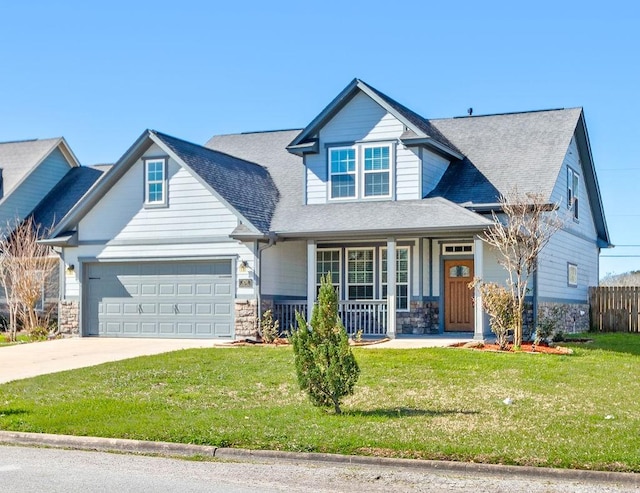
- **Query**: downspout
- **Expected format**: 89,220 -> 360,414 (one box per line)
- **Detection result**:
256,232 -> 278,324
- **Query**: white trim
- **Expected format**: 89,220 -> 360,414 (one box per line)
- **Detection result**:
361,143 -> 393,199
442,242 -> 474,255
328,146 -> 357,200
316,248 -> 341,296
143,157 -> 168,206
380,246 -> 410,312
345,247 -> 375,300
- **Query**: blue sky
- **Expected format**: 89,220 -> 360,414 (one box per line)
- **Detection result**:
1,1 -> 638,276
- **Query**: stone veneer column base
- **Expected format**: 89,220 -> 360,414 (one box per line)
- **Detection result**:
396,300 -> 440,335
58,300 -> 80,336
235,299 -> 258,339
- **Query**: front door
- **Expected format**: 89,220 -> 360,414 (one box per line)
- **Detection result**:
444,259 -> 474,332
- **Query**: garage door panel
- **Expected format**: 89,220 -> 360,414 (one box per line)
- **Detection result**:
87,261 -> 234,339
159,284 -> 175,295
177,284 -> 193,296
215,284 -> 231,296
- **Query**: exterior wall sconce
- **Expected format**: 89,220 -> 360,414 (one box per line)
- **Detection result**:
239,260 -> 248,273
66,264 -> 75,272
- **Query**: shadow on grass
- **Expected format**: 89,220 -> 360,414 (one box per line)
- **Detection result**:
345,407 -> 479,419
0,408 -> 28,417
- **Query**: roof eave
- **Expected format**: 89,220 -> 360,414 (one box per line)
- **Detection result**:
401,137 -> 464,160
286,139 -> 319,156
37,231 -> 78,247
274,224 -> 491,240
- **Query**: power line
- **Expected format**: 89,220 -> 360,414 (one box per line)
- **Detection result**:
601,255 -> 640,258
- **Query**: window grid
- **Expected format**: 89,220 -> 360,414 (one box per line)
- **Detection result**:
381,247 -> 410,310
347,249 -> 374,300
145,159 -> 166,204
316,249 -> 341,293
363,146 -> 390,197
330,148 -> 356,199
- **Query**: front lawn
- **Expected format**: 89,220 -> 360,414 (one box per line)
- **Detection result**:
0,333 -> 639,472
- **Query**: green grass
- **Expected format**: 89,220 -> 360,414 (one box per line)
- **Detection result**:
1,333 -> 640,471
0,334 -> 32,347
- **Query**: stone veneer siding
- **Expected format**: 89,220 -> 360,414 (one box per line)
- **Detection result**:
58,300 -> 80,335
537,301 -> 589,334
235,299 -> 258,338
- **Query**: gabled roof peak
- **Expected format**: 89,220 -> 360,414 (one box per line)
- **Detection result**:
287,78 -> 463,160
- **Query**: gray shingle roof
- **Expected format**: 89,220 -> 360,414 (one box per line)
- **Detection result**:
428,108 -> 583,204
0,138 -> 65,198
207,131 -> 493,236
153,131 -> 279,233
31,166 -> 105,231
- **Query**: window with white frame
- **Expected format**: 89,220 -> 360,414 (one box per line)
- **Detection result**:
347,249 -> 374,300
567,167 -> 579,220
363,146 -> 390,197
568,263 -> 578,287
145,158 -> 168,206
316,249 -> 340,294
381,247 -> 410,310
329,148 -> 356,199
328,144 -> 392,200
33,270 -> 46,312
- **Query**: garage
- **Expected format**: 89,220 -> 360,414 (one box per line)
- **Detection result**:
84,260 -> 234,338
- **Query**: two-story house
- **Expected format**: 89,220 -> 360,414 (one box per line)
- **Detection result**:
44,79 -> 610,339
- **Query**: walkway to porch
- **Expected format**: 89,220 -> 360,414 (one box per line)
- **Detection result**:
363,333 -> 473,348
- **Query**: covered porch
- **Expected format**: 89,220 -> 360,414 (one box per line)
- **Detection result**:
268,236 -> 492,340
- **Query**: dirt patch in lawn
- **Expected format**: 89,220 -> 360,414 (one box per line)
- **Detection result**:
450,341 -> 574,355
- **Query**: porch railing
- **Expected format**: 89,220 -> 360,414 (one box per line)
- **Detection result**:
339,300 -> 388,336
272,299 -> 388,337
271,301 -> 307,331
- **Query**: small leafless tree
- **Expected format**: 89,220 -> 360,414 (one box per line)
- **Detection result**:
482,189 -> 564,347
0,216 -> 57,341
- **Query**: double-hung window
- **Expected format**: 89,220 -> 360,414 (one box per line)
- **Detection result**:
145,158 -> 168,206
381,247 -> 410,310
567,167 -> 579,220
363,146 -> 390,197
329,144 -> 392,200
316,249 -> 341,295
346,249 -> 374,300
329,148 -> 356,199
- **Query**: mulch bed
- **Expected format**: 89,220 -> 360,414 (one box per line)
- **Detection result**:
451,341 -> 576,355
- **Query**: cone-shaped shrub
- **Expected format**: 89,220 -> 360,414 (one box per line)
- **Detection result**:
290,274 -> 359,414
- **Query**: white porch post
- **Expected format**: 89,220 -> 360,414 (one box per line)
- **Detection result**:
387,237 -> 397,338
307,240 -> 316,320
473,236 -> 486,340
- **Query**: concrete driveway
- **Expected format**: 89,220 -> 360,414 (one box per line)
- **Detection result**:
0,334 -> 472,384
0,337 -> 231,384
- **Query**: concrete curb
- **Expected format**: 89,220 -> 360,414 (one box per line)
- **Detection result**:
0,430 -> 637,486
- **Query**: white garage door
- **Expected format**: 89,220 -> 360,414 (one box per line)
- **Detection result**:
84,261 -> 234,338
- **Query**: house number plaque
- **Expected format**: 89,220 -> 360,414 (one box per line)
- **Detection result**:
238,279 -> 253,288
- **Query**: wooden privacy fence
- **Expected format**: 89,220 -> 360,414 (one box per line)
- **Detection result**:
589,286 -> 640,332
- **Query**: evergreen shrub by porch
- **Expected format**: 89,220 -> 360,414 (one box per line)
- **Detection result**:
290,274 -> 359,414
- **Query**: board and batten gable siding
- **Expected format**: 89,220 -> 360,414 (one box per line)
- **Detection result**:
422,149 -> 450,197
78,144 -> 239,242
305,92 -> 421,204
261,240 -> 307,297
0,147 -> 71,230
537,136 -> 599,302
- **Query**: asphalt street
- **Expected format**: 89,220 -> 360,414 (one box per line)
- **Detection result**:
0,445 -> 636,492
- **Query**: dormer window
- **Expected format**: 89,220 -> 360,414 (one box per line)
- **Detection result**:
144,157 -> 168,207
328,144 -> 392,200
330,148 -> 356,198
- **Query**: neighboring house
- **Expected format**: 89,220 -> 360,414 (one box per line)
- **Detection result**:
0,138 -> 96,314
44,79 -> 610,340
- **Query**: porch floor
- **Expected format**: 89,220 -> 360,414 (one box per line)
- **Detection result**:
361,333 -> 473,349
